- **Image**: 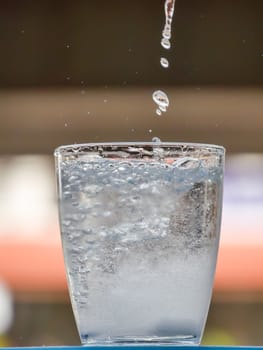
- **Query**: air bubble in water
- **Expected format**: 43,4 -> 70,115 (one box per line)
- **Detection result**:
160,57 -> 169,68
173,157 -> 200,169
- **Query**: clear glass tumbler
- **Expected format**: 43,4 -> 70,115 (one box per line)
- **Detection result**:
54,142 -> 225,345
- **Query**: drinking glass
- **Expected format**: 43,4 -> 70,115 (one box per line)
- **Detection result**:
54,142 -> 225,345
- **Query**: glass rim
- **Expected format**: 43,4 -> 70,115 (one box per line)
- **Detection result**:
54,141 -> 225,157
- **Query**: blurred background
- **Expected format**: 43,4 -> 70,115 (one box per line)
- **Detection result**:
0,0 -> 263,346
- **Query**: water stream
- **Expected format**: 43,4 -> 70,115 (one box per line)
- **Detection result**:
152,0 -> 176,116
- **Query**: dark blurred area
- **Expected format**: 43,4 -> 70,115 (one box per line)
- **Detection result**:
0,0 -> 262,154
0,0 -> 263,347
1,0 -> 263,87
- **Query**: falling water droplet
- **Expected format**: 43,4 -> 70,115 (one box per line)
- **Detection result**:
160,57 -> 169,68
152,137 -> 162,143
66,44 -> 70,49
66,76 -> 71,81
65,123 -> 68,127
161,38 -> 171,50
156,109 -> 162,116
152,90 -> 169,116
159,105 -> 167,112
104,99 -> 108,103
161,0 -> 175,51
149,129 -> 153,133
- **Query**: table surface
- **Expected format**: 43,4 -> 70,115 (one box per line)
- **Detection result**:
2,346 -> 263,350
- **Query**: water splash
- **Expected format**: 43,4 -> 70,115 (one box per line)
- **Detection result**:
152,137 -> 162,143
152,90 -> 169,116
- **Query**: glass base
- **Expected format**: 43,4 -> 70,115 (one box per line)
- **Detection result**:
81,334 -> 200,346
